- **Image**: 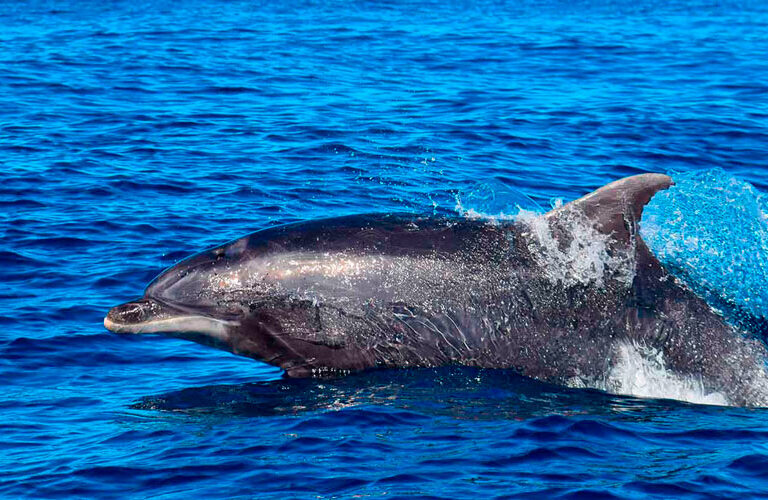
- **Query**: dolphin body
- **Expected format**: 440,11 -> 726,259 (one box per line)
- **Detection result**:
104,174 -> 768,406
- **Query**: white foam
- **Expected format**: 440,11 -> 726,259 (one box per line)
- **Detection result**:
597,341 -> 729,406
454,196 -> 635,288
518,208 -> 635,288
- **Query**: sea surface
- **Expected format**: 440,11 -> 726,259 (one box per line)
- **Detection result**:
3,0 -> 768,498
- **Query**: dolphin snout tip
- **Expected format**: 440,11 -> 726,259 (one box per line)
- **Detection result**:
103,313 -> 128,333
104,299 -> 152,333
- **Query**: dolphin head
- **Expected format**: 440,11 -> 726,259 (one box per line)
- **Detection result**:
103,228 -> 361,374
104,235 -> 256,344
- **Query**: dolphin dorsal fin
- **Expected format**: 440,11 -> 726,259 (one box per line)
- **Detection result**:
545,173 -> 673,242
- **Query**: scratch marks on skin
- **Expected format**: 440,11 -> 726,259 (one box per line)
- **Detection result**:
443,312 -> 472,352
415,316 -> 465,358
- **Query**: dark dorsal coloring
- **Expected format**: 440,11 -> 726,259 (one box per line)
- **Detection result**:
105,174 -> 768,406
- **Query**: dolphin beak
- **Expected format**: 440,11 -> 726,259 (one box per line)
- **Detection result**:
104,297 -> 234,340
104,298 -> 170,334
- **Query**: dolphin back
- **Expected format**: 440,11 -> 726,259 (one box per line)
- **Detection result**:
222,174 -> 679,378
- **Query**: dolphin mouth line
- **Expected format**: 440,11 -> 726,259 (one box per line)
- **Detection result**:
104,298 -> 237,342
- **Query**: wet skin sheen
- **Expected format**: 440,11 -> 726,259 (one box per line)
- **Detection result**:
105,174 -> 768,406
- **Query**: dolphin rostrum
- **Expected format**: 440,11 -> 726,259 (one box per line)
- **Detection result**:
104,174 -> 768,406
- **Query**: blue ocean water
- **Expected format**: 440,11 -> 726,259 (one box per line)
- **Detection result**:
3,0 -> 768,497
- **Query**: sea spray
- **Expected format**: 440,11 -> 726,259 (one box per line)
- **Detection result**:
641,169 -> 768,330
454,179 -> 542,222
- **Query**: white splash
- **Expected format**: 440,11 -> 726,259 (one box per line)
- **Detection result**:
454,198 -> 518,223
453,179 -> 542,223
454,194 -> 636,288
599,341 -> 729,406
517,208 -> 635,288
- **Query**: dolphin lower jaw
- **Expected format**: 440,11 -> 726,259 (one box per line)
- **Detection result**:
103,314 -> 233,340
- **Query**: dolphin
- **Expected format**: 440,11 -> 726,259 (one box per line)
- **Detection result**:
104,174 -> 768,406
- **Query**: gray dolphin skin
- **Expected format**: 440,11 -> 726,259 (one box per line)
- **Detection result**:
104,174 -> 768,406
